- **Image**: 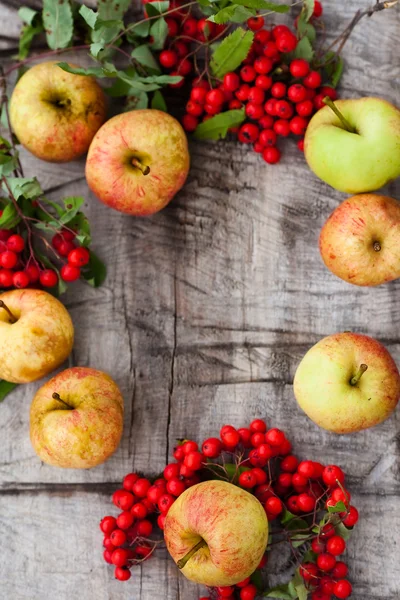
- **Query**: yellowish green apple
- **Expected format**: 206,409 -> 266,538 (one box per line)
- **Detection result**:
10,61 -> 107,162
305,97 -> 400,193
294,332 -> 400,433
320,194 -> 400,286
164,480 -> 268,587
0,289 -> 74,383
85,109 -> 190,216
30,367 -> 124,469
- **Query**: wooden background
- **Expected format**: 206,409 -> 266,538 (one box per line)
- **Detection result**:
0,1 -> 399,599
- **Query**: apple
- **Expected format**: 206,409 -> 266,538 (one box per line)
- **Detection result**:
294,332 -> 400,433
85,109 -> 190,216
320,193 -> 400,286
0,289 -> 74,383
9,61 -> 107,162
304,97 -> 400,193
164,480 -> 268,587
30,366 -> 124,468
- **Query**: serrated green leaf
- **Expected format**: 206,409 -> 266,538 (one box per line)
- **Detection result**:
18,6 -> 39,25
42,0 -> 73,49
127,20 -> 151,39
60,196 -> 85,225
296,17 -> 316,43
302,0 -> 315,22
293,35 -> 314,61
145,1 -> 170,16
0,381 -> 18,403
131,45 -> 161,73
79,5 -> 98,29
18,21 -> 44,60
82,251 -> 107,287
264,585 -> 294,599
193,109 -> 245,140
328,500 -> 347,514
98,0 -> 131,20
233,0 -> 289,10
0,203 -> 20,229
149,17 -> 169,50
57,62 -> 118,77
209,5 -> 254,24
5,177 -> 42,200
126,92 -> 149,110
151,90 -> 167,111
210,28 -> 253,77
0,155 -> 18,177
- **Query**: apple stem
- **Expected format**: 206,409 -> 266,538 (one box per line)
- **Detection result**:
52,392 -> 73,410
322,97 -> 356,134
177,539 -> 207,569
131,158 -> 150,175
350,364 -> 368,386
0,300 -> 17,323
373,241 -> 381,252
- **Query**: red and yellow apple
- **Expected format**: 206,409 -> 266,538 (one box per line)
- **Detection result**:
0,289 -> 74,383
30,367 -> 124,469
10,61 -> 107,162
85,109 -> 190,216
320,193 -> 400,286
294,332 -> 400,433
164,480 -> 268,586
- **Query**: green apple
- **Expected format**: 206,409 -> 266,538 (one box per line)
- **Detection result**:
294,332 -> 400,433
164,480 -> 268,587
304,97 -> 400,193
320,193 -> 400,286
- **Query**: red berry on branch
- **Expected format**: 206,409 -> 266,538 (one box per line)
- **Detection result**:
313,1 -> 323,18
326,535 -> 346,556
290,58 -> 310,78
132,478 -> 152,498
320,85 -> 337,100
296,99 -> 314,117
115,566 -> 131,581
157,513 -> 166,530
182,17 -> 197,37
239,470 -> 258,489
166,477 -> 186,496
100,516 -> 117,535
314,93 -> 326,110
317,553 -> 337,572
178,58 -> 192,76
322,465 -> 345,487
123,473 -> 139,491
60,264 -> 81,282
158,493 -> 175,514
239,583 -> 258,600
238,123 -> 259,143
288,84 -> 307,103
265,496 -> 283,515
246,102 -> 264,120
191,87 -> 207,104
223,72 -> 240,92
131,503 -> 147,519
0,229 -> 11,242
287,495 -> 301,513
263,40 -> 280,58
173,41 -> 189,58
251,432 -> 265,447
265,98 -> 278,115
311,538 -> 326,554
290,116 -> 308,135
164,463 -> 180,480
206,88 -> 225,106
165,17 -> 179,37
265,428 -> 285,446
229,99 -> 243,111
186,101 -> 203,117
180,463 -> 195,477
136,519 -> 153,537
279,438 -> 292,455
303,70 -> 322,88
147,485 -> 164,504
24,263 -> 39,283
0,269 -> 13,288
272,25 -> 291,39
274,119 -> 291,137
271,82 -> 286,98
297,138 -> 305,151
254,56 -> 273,74
197,18 -> 216,40
281,455 -> 299,472
110,529 -> 127,547
103,549 -> 113,564
237,577 -> 251,588
68,247 -> 90,267
258,115 -> 274,129
217,586 -> 234,598
275,100 -> 294,119
39,269 -> 58,288
7,234 -> 24,253
259,129 -> 277,147
332,561 -> 348,579
111,548 -> 130,567
330,486 -> 351,506
0,251 -> 17,269
248,87 -> 265,104
297,492 -> 316,512
262,146 -> 281,164
236,84 -> 251,102
117,511 -> 134,530
13,271 -> 30,288
255,75 -> 272,90
202,437 -> 222,458
300,562 -> 319,582
275,32 -> 297,53
113,489 -> 134,510
240,65 -> 257,83
333,580 -> 352,599
319,575 -> 335,595
277,472 -> 292,488
342,505 -> 359,527
247,16 -> 264,31
254,29 -> 270,44
251,467 -> 267,484
310,592 -> 330,600
250,419 -> 267,433
182,114 -> 198,132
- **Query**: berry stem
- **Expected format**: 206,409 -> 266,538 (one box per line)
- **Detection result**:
350,364 -> 368,386
322,97 -> 356,133
177,538 -> 207,569
52,392 -> 74,410
0,300 -> 17,323
131,158 -> 150,175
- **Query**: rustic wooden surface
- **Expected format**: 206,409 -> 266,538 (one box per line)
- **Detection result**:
0,1 -> 399,599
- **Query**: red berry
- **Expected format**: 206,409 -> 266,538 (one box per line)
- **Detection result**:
237,577 -> 251,588
297,138 -> 305,151
250,467 -> 267,484
22,264 -> 39,284
254,29 -> 270,44
290,116 -> 308,135
265,496 -> 282,515
332,561 -> 348,579
159,49 -> 178,69
253,141 -> 264,153
115,566 -> 131,581
0,229 -> 11,242
206,88 -> 225,106
330,487 -> 351,506
263,41 -> 279,58
123,473 -> 139,491
290,58 -> 310,78
250,419 -> 267,433
322,465 -> 345,487
110,528 -> 127,546
258,443 -> 273,460
254,56 -> 273,74
238,123 -> 259,143
117,511 -> 134,530
251,432 -> 265,447
276,32 -> 297,53
191,87 -> 207,104
247,16 -> 264,31
177,58 -> 192,76
281,455 -> 299,472
229,99 -> 243,110
304,71 -> 322,88
158,493 -> 175,514
311,538 -> 326,554
239,583 -> 257,600
240,65 -> 256,83
255,75 -> 272,90
277,472 -> 292,488
279,439 -> 292,456
221,427 -> 241,448
272,24 -> 291,39
236,84 -> 251,101
265,428 -> 285,446
60,264 -> 81,282
265,98 -> 277,115
287,495 -> 301,513
131,503 -> 147,519
136,519 -> 152,537
100,516 -> 117,535
248,87 -> 265,104
333,580 -> 352,599
163,463 -> 180,480
326,535 -> 346,556
317,553 -> 336,572
165,16 -> 179,36
147,485 -> 164,504
300,562 -> 319,582
197,18 -> 216,40
342,505 -> 359,527
0,251 -> 17,269
157,513 -> 166,530
313,1 -> 323,18
273,119 -> 290,137
182,441 -> 199,456
292,472 -> 308,491
7,234 -> 24,253
275,100 -> 294,119
262,146 -> 281,164
223,72 -> 240,92
182,17 -> 197,37
67,247 -> 90,267
320,85 -> 337,100
182,114 -> 198,132
202,437 -> 222,458
217,586 -> 234,598
320,523 -> 336,539
111,548 -> 130,567
13,271 -> 30,288
180,463 -> 194,478
296,99 -> 314,117
259,129 -> 277,147
113,489 -> 134,511
0,269 -> 13,287
238,470 -> 258,489
271,82 -> 286,98
297,493 -> 316,512
103,549 -> 113,564
184,451 -> 204,471
166,477 -> 186,496
288,84 -> 307,103
58,240 -> 75,256
246,102 -> 264,120
237,427 -> 251,446
311,593 -> 330,600
39,269 -> 58,288
186,101 -> 203,117
132,478 -> 151,498
319,576 -> 335,595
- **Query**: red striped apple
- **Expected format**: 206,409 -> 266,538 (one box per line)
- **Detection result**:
164,480 -> 268,586
30,367 -> 124,468
85,109 -> 190,216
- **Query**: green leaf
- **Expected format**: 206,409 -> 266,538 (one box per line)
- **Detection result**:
0,203 -> 20,229
5,177 -> 42,200
57,62 -> 118,78
250,569 -> 263,590
151,90 -> 167,111
0,155 -> 18,177
136,74 -> 182,85
79,4 -> 98,29
290,534 -> 310,548
264,585 -> 294,599
328,500 -> 347,514
18,6 -> 39,25
0,381 -> 18,403
302,0 -> 315,22
0,137 -> 11,151
98,0 -> 131,20
281,508 -> 297,525
209,5 -> 253,24
60,196 -> 85,224
193,109 -> 245,140
302,549 -> 318,563
126,92 -> 149,110
210,28 -> 253,77
232,0 -> 289,10
335,522 -> 352,541
296,16 -> 316,43
149,17 -> 169,50
42,0 -> 73,49
67,212 -> 91,246
293,36 -> 314,61
131,45 -> 161,73
18,21 -> 44,60
82,251 -> 107,287
329,56 -> 344,88
295,583 -> 308,600
145,1 -> 170,16
126,20 -> 150,39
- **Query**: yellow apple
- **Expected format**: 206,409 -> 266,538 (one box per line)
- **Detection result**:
164,480 -> 268,586
30,367 -> 124,469
320,194 -> 400,286
0,289 -> 74,383
10,61 -> 107,162
294,332 -> 400,433
85,109 -> 190,216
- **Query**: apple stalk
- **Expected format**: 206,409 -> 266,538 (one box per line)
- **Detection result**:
177,538 -> 207,569
322,97 -> 356,134
52,392 -> 73,410
0,300 -> 17,323
350,364 -> 368,386
131,158 -> 150,175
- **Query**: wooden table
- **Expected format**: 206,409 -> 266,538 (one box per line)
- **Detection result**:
0,1 -> 399,599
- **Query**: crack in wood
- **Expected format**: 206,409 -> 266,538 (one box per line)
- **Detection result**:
166,273 -> 178,462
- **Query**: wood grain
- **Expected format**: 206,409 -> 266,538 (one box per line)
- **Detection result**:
0,0 -> 399,599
